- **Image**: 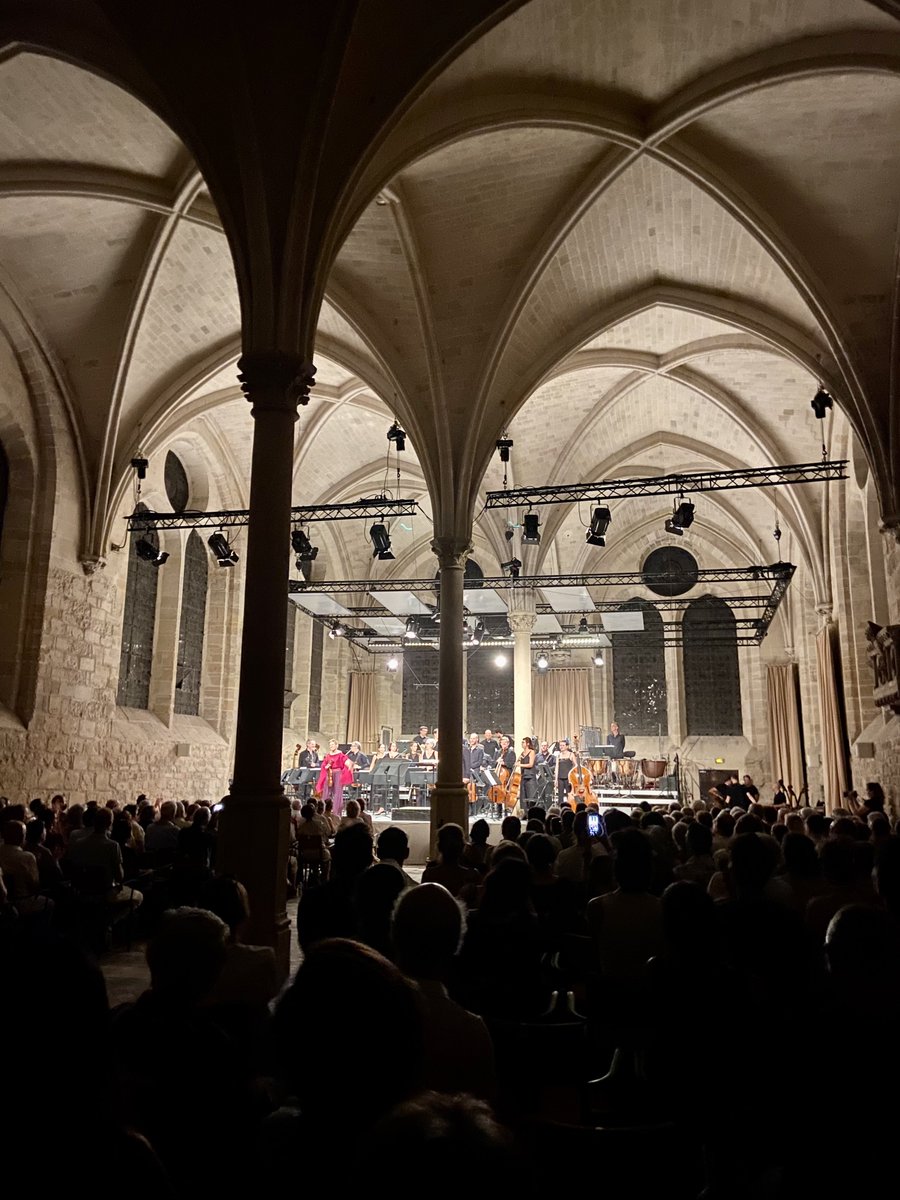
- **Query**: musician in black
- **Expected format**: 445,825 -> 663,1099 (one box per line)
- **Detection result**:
555,738 -> 575,805
482,729 -> 500,764
463,732 -> 485,778
536,741 -> 556,768
298,739 -> 321,769
608,723 -> 626,758
495,735 -> 517,819
347,741 -> 370,769
519,736 -> 537,802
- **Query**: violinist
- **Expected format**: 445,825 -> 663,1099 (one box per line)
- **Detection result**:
386,741 -> 404,760
298,739 -> 321,769
315,739 -> 353,817
498,735 -> 517,774
554,738 -> 575,806
518,736 -> 537,801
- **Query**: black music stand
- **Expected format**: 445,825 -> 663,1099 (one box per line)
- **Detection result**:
535,762 -> 554,804
370,759 -> 392,810
383,759 -> 410,810
354,769 -> 373,805
406,763 -> 435,807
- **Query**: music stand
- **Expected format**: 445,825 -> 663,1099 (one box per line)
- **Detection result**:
370,758 -> 392,810
384,759 -> 409,810
406,764 -> 433,807
535,762 -> 554,804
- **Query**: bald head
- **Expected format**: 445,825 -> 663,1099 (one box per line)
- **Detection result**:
392,882 -> 464,979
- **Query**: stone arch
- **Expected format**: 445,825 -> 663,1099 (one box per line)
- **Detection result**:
684,597 -> 743,736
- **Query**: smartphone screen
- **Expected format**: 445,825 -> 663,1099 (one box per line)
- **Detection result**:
588,812 -> 600,837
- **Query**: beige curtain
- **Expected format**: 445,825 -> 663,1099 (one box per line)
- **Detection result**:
766,663 -> 805,795
347,671 -> 378,751
815,624 -> 850,814
533,669 -> 593,743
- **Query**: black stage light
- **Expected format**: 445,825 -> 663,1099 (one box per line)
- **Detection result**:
811,386 -> 833,419
522,512 -> 541,544
592,652 -> 605,667
130,455 -> 149,481
504,526 -> 514,542
329,621 -> 346,639
665,500 -> 695,537
135,536 -> 168,566
404,617 -> 419,640
501,557 -> 522,578
471,619 -> 485,646
291,528 -> 319,564
577,615 -> 589,633
586,505 -> 611,547
208,531 -> 239,567
387,421 -> 406,452
370,522 -> 395,560
496,435 -> 513,463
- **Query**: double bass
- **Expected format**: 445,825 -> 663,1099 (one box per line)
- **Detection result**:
568,735 -> 596,808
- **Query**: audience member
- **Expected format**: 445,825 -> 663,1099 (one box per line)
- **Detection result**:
422,823 -> 479,897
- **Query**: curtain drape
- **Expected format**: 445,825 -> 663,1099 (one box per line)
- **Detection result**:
347,671 -> 378,751
533,669 -> 593,743
815,624 -> 850,814
766,663 -> 805,796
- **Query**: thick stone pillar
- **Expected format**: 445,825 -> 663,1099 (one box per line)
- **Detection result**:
430,537 -> 471,846
664,617 -> 686,748
218,351 -> 314,979
509,608 -> 536,741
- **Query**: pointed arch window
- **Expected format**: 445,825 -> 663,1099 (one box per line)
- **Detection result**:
612,598 -> 667,736
117,503 -> 160,709
684,597 -> 742,735
174,530 -> 208,715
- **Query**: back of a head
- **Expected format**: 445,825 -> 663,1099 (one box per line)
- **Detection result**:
685,820 -> 712,858
830,816 -> 858,841
500,815 -> 521,842
2,819 -> 25,847
93,807 -> 113,834
111,815 -> 132,846
782,832 -> 820,878
199,875 -> 250,936
729,833 -> 778,895
300,802 -> 314,821
24,818 -> 44,846
481,855 -> 533,915
159,800 -> 177,823
363,1092 -> 516,1189
345,798 -> 361,819
734,814 -> 764,837
377,826 -> 409,864
640,811 -> 665,830
826,904 -> 899,986
714,811 -> 735,839
469,818 -> 490,846
331,821 -> 374,880
572,810 -> 589,840
561,809 -> 576,832
437,822 -> 465,863
525,832 -> 558,872
274,938 -> 423,1117
805,812 -> 828,839
192,806 -> 210,828
490,839 -> 527,867
393,882 -> 463,978
820,836 -> 856,886
612,828 -> 654,893
146,907 -> 228,1002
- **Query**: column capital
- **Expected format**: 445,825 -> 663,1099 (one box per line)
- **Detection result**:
431,537 -> 472,570
879,514 -> 900,544
815,602 -> 833,624
237,351 -> 316,413
80,554 -> 106,575
508,609 -> 537,634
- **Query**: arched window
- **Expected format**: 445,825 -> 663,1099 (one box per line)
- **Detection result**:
165,450 -> 190,513
174,530 -> 208,715
117,503 -> 161,708
612,598 -> 667,736
0,438 -> 8,554
684,597 -> 743,735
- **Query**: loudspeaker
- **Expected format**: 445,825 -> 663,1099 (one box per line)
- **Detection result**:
392,806 -> 431,822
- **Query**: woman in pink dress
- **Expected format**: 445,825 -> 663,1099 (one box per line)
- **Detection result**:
316,740 -> 353,817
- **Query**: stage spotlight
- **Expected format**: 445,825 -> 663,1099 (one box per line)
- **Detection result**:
471,619 -> 486,646
522,512 -> 541,544
329,621 -> 346,640
585,505 -> 611,547
404,617 -> 419,640
369,522 -> 395,560
811,386 -> 833,419
386,656 -> 399,671
386,421 -> 406,451
135,536 -> 168,567
535,654 -> 549,671
291,528 -> 318,561
504,526 -> 514,542
130,455 -> 149,481
577,615 -> 589,633
494,653 -> 508,668
501,557 -> 522,578
496,435 -> 513,463
592,652 -> 605,667
207,531 -> 239,567
665,500 -> 695,537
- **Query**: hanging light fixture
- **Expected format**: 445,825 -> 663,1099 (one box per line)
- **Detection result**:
522,512 -> 541,544
585,505 -> 611,547
592,652 -> 605,667
811,384 -> 833,419
501,558 -> 522,578
291,528 -> 318,564
329,620 -> 346,640
386,420 -> 406,451
386,656 -> 399,671
207,531 -> 239,567
404,617 -> 419,640
535,654 -> 549,671
665,499 -> 695,537
135,536 -> 168,567
370,522 -> 395,560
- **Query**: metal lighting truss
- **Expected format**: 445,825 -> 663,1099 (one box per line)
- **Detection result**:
126,496 -> 419,532
289,562 -> 795,650
483,460 -> 848,509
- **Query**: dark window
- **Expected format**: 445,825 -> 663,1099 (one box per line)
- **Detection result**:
165,451 -> 190,513
308,620 -> 324,731
284,603 -> 297,724
684,597 -> 743,735
174,531 -> 208,715
612,598 -> 667,736
0,439 -> 8,553
466,646 -> 514,737
642,546 -> 699,596
117,503 -> 160,708
402,648 -> 440,734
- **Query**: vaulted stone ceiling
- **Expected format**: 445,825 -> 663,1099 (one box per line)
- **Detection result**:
0,0 -> 896,623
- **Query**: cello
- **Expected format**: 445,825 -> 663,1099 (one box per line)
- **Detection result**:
504,762 -> 523,811
568,735 -> 596,808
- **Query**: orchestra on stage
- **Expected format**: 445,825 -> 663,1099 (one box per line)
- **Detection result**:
282,723 -> 679,816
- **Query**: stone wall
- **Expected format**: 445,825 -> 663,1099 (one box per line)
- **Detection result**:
0,563 -> 231,805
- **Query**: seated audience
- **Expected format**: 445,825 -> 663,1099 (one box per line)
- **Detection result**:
0,820 -> 43,911
200,875 -> 279,1010
353,860 -> 406,957
296,821 -> 373,948
376,825 -> 417,889
587,828 -> 663,981
144,800 -> 180,856
422,823 -> 479,897
673,820 -> 717,889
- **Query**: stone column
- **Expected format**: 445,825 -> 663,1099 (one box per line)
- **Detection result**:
218,351 -> 314,979
508,608 -> 536,741
664,615 -> 686,749
430,537 -> 471,845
